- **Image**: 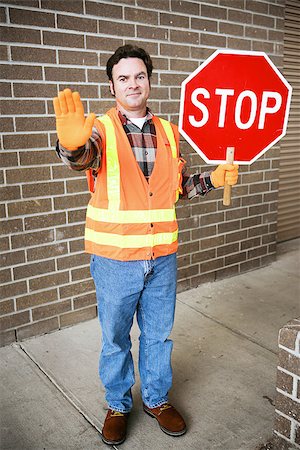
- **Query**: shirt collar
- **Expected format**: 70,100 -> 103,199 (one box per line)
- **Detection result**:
117,107 -> 153,125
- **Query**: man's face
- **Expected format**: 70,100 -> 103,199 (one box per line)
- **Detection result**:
109,57 -> 150,116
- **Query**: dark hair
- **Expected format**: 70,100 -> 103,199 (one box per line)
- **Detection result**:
106,45 -> 153,81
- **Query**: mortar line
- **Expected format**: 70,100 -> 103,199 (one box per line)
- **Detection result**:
16,343 -> 119,450
177,298 -> 278,355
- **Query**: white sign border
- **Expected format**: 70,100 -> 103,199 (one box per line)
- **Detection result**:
178,49 -> 293,165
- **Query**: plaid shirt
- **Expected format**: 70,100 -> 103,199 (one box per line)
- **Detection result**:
56,109 -> 215,199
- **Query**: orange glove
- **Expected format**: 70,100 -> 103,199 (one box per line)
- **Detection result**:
211,164 -> 239,188
53,88 -> 96,150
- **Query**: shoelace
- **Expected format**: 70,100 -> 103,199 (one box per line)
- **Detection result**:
158,403 -> 172,415
110,410 -> 125,417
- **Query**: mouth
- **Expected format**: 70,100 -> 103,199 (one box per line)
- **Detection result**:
127,93 -> 141,97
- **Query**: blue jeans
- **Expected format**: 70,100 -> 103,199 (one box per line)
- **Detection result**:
90,253 -> 177,413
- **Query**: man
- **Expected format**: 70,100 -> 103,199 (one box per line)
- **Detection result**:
54,45 -> 238,446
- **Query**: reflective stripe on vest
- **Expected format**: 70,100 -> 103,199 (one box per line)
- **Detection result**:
85,229 -> 178,249
99,114 -> 121,210
87,204 -> 176,223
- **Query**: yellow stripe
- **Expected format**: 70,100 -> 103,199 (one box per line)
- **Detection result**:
85,228 -> 178,248
158,118 -> 177,158
87,204 -> 176,224
97,115 -> 120,210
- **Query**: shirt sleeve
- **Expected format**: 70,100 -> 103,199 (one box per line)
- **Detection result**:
181,163 -> 215,199
55,126 -> 102,172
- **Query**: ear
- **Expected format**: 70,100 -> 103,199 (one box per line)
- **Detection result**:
109,80 -> 115,97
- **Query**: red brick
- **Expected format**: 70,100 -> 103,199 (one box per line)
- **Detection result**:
178,264 -> 199,281
71,266 -> 91,282
0,310 -> 29,331
227,38 -> 252,51
57,14 -> 97,33
275,391 -> 300,422
16,288 -> 58,310
124,6 -> 158,24
191,248 -> 215,264
74,293 -> 96,310
274,412 -> 291,439
98,19 -> 135,36
59,279 -> 95,299
43,31 -> 84,48
11,46 -> 56,63
54,194 -> 90,210
201,4 -> 227,19
8,198 -> 52,218
201,258 -> 224,273
279,326 -> 299,351
0,299 -> 15,315
13,82 -> 57,98
58,49 -> 98,66
278,348 -> 300,376
86,1 -> 122,18
253,14 -> 275,28
276,370 -> 294,395
9,7 -> 55,27
191,18 -> 217,32
32,300 -> 71,321
25,212 -> 66,231
57,252 -> 90,270
69,239 -> 85,253
86,35 -> 123,52
27,242 -> 68,261
20,150 -> 57,166
3,133 -> 48,150
0,44 -> 8,60
160,12 -> 189,28
14,259 -> 56,281
219,22 -> 244,36
245,26 -> 268,40
0,185 -> 21,201
16,317 -> 59,341
68,208 -> 86,223
0,99 -> 45,115
0,269 -> 12,284
0,117 -> 14,132
41,0 -> 83,13
29,271 -> 69,292
170,29 -> 199,45
45,67 -> 86,82
0,25 -> 41,44
1,64 -> 43,81
0,82 -> 12,97
201,34 -> 226,47
60,305 -> 96,328
137,25 -> 169,41
23,182 -> 65,200
0,250 -> 25,268
11,229 -> 54,250
246,0 -> 268,13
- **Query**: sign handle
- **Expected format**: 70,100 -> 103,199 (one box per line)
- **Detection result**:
223,147 -> 235,207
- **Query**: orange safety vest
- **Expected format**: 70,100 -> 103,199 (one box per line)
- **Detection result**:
85,107 -> 185,261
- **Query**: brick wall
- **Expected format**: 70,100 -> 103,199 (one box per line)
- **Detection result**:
273,319 -> 300,449
0,0 -> 286,345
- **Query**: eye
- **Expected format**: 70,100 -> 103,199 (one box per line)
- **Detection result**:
138,74 -> 145,80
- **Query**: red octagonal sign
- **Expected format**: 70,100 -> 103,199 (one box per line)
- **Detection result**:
179,50 -> 292,165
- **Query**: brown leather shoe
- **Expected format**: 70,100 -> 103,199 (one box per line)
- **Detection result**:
101,409 -> 129,445
143,403 -> 187,436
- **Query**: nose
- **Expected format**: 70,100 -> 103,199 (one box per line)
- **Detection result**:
129,78 -> 139,89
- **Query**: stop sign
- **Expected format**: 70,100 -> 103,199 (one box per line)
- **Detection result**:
179,50 -> 292,165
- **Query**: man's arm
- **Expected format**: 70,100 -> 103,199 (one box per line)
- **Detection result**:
181,163 -> 238,199
56,126 -> 102,172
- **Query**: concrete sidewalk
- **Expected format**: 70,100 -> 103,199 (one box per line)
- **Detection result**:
1,239 -> 299,450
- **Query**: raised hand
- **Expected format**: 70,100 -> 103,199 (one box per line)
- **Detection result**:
53,88 -> 96,150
